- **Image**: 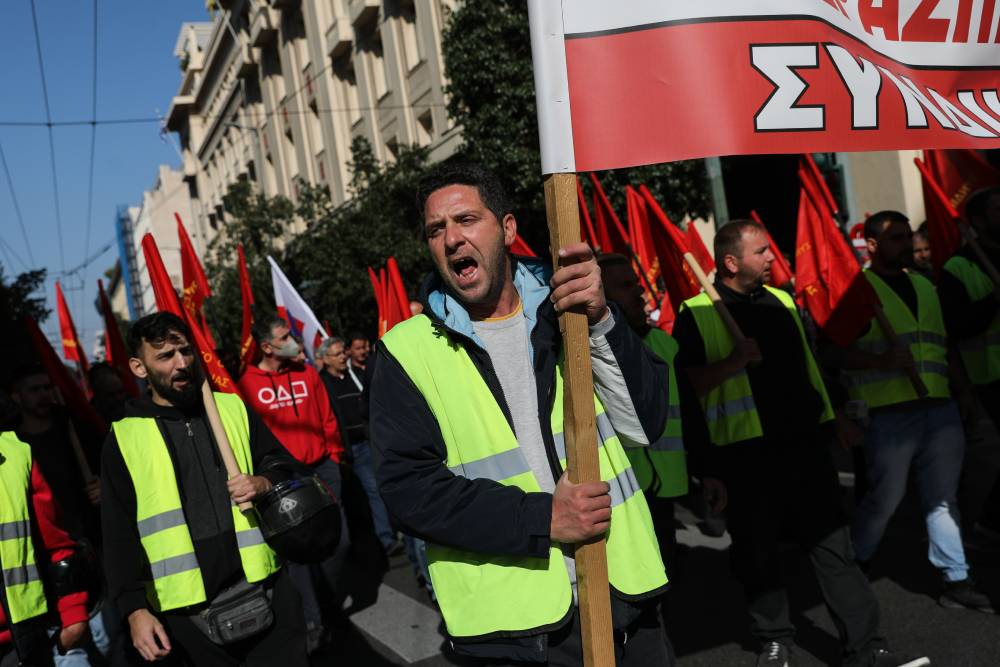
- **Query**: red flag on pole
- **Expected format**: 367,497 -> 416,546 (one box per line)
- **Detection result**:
141,234 -> 240,395
237,244 -> 258,374
625,186 -> 656,278
802,154 -> 840,218
55,280 -> 90,378
97,279 -> 139,397
577,177 -> 599,250
25,315 -> 106,435
511,233 -> 538,257
795,171 -> 879,346
915,157 -> 964,277
176,214 -> 217,348
589,173 -> 631,255
685,223 -> 715,275
385,257 -> 412,331
367,266 -> 384,333
637,185 -> 701,316
923,149 -> 1000,215
750,211 -> 794,288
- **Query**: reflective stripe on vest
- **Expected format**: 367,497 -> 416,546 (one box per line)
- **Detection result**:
845,271 -> 951,408
680,288 -> 834,446
0,433 -> 48,624
382,315 -> 667,640
944,255 -> 1000,386
627,329 -> 688,498
112,393 -> 280,612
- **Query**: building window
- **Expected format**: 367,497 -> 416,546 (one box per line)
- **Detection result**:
359,21 -> 388,100
385,136 -> 399,163
332,55 -> 361,126
399,0 -> 421,71
317,150 -> 326,181
416,110 -> 433,146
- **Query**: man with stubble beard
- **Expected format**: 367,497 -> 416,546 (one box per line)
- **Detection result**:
100,312 -> 309,666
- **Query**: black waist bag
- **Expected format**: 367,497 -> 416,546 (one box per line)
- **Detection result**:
188,579 -> 274,645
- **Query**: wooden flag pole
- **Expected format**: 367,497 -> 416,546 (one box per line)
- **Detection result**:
872,306 -> 929,398
200,381 -> 253,512
543,173 -> 615,667
51,388 -> 96,483
682,251 -> 747,343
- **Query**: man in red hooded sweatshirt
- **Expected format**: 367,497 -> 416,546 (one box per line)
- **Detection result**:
238,315 -> 346,651
1,431 -> 90,667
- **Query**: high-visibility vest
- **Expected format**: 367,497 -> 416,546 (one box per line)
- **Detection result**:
382,315 -> 667,640
943,255 -> 1000,386
626,329 -> 688,499
844,271 -> 950,408
0,433 -> 48,624
111,393 -> 280,612
681,287 -> 834,447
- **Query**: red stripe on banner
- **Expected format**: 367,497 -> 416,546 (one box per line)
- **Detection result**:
564,18 -> 1000,170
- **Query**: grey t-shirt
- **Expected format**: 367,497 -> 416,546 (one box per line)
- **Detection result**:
472,308 -> 579,591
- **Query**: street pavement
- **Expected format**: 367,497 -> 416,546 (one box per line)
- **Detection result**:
315,416 -> 1000,666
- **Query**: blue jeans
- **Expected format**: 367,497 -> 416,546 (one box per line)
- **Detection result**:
351,441 -> 396,548
851,401 -> 969,581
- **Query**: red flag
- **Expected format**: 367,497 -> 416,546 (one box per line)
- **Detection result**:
577,177 -> 600,249
589,173 -> 631,255
176,214 -> 217,348
237,245 -> 258,374
795,171 -> 878,346
97,279 -> 139,397
385,257 -> 412,332
923,149 -> 1000,216
802,154 -> 840,218
625,186 -> 656,278
55,281 -> 90,377
685,223 -> 715,275
141,234 -> 240,396
25,315 -> 105,435
637,185 -> 701,315
750,211 -> 794,288
654,290 -> 677,334
915,157 -> 964,277
367,266 -> 384,333
378,267 -> 390,338
511,233 -> 538,257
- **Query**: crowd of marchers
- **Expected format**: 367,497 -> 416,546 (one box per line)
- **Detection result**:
2,165 -> 1000,667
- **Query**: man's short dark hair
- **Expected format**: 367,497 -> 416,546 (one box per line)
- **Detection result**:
913,221 -> 929,241
87,361 -> 118,386
347,332 -> 368,347
415,162 -> 513,224
965,186 -> 1000,222
127,312 -> 192,357
864,210 -> 909,240
714,219 -> 765,265
251,316 -> 287,345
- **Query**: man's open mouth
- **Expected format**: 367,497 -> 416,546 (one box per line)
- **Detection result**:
451,257 -> 479,286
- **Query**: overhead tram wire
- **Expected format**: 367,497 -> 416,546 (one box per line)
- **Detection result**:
28,0 -> 66,272
0,140 -> 37,267
0,237 -> 27,273
79,0 -> 99,333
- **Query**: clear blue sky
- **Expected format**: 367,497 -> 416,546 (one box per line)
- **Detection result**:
1,0 -> 208,353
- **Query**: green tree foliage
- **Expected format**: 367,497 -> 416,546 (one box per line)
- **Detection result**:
203,139 -> 429,353
0,266 -> 49,324
441,0 -> 711,254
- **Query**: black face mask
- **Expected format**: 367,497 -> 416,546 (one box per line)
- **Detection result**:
147,365 -> 203,411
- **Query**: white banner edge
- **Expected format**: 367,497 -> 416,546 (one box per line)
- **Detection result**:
528,0 -> 577,175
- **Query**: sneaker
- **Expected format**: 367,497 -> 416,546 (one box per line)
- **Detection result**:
756,641 -> 791,667
866,648 -> 931,667
939,578 -> 995,613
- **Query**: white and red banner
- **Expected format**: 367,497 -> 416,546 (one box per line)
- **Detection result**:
528,0 -> 1000,174
268,256 -> 327,361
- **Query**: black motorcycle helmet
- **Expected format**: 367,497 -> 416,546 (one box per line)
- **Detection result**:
253,475 -> 340,563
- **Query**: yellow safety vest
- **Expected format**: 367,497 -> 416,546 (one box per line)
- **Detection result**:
111,393 -> 280,612
626,329 -> 688,498
0,433 -> 48,624
680,287 -> 834,446
382,315 -> 667,640
844,271 -> 950,408
943,255 -> 1000,386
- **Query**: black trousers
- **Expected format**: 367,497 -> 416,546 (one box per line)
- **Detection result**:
115,569 -> 308,667
717,435 -> 885,665
479,605 -> 674,666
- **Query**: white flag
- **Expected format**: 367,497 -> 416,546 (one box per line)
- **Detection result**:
267,256 -> 327,360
